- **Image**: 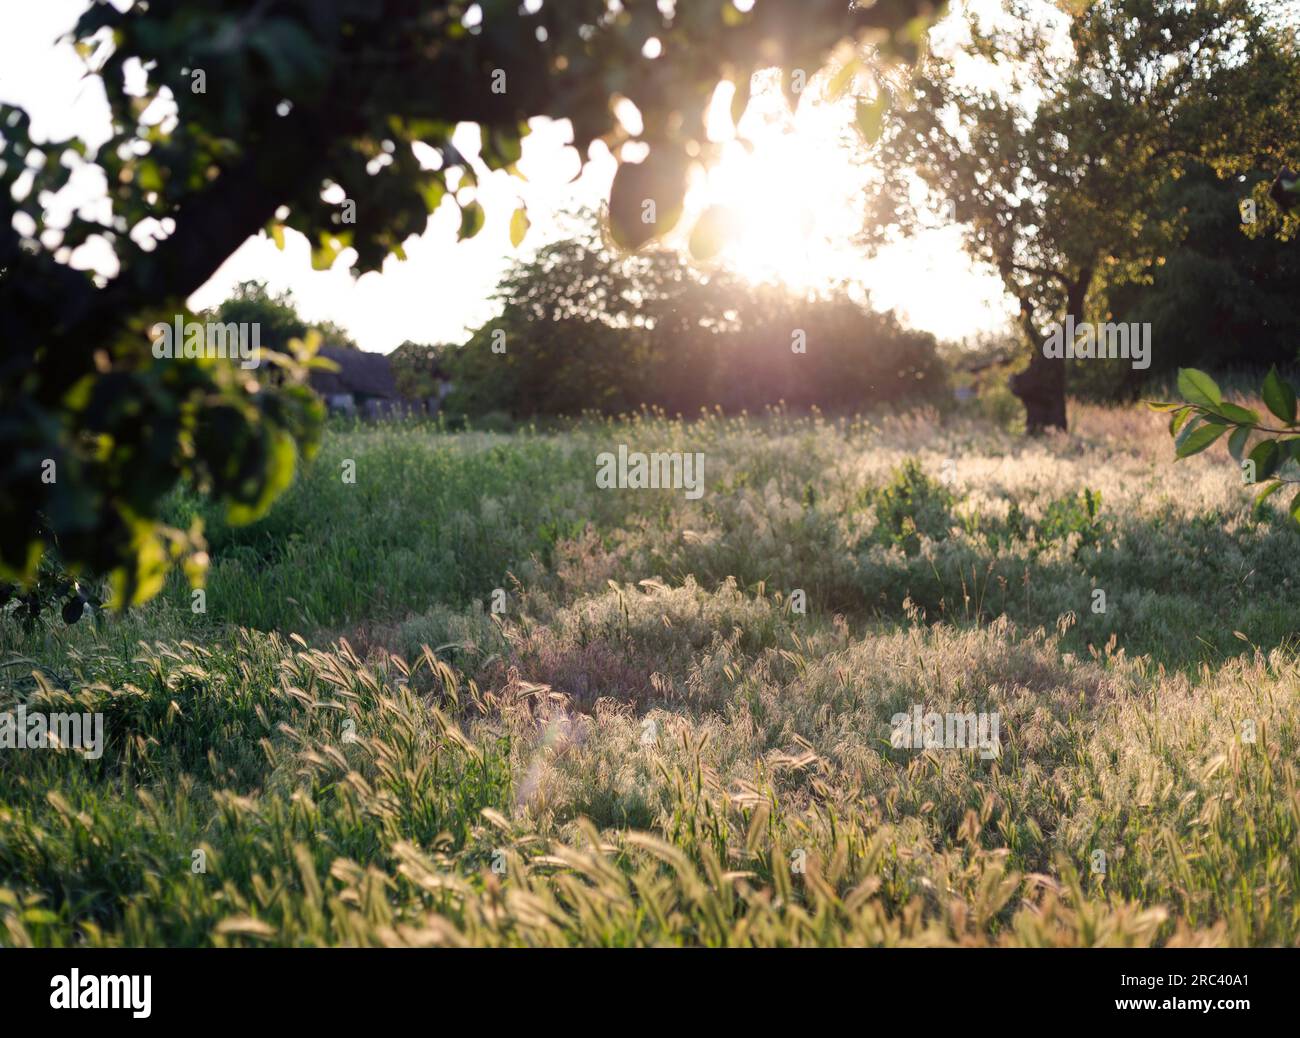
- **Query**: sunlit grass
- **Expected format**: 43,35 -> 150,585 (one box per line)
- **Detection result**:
2,402 -> 1298,946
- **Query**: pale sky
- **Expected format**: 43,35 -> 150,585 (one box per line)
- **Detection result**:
0,0 -> 1015,352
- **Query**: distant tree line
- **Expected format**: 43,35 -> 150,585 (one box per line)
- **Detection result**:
202,281 -> 359,352
440,220 -> 947,421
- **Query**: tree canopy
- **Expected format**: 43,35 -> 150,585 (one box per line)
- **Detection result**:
441,217 -> 947,420
1081,163 -> 1300,398
864,0 -> 1300,431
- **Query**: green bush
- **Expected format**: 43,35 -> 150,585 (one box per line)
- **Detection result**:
863,459 -> 956,556
977,381 -> 1026,434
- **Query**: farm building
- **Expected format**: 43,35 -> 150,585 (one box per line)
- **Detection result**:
310,346 -> 401,417
309,345 -> 453,418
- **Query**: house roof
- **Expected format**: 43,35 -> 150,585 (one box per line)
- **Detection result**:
310,346 -> 398,398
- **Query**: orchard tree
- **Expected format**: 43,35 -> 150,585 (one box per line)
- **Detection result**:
443,222 -> 728,418
199,281 -> 358,358
0,0 -> 940,605
201,281 -> 308,352
863,0 -> 1299,432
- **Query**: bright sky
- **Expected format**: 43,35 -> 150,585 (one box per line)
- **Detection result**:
0,0 -> 1016,352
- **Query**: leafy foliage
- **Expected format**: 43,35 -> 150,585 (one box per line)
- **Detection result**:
1079,164 -> 1300,399
997,488 -> 1105,557
389,340 -> 450,400
0,555 -> 104,632
442,220 -> 947,419
202,282 -> 308,351
1157,366 -> 1300,522
863,458 -> 955,556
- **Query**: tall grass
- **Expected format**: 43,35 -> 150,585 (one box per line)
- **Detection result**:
2,403 -> 1298,945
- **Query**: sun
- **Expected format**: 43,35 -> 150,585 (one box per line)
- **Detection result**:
686,75 -> 870,293
680,72 -> 1016,341
703,139 -> 832,289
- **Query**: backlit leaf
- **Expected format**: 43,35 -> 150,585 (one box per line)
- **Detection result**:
1262,366 -> 1296,424
1174,422 -> 1225,458
1177,368 -> 1223,410
509,206 -> 529,248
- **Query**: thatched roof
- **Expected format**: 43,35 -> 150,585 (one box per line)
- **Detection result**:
310,346 -> 398,398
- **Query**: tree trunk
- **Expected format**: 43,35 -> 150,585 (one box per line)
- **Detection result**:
1009,274 -> 1090,434
1010,345 -> 1067,433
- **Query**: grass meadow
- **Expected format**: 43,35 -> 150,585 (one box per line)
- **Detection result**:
3,400 -> 1299,946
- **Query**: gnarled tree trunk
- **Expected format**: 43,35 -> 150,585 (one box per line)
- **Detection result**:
1009,273 -> 1090,434
1011,346 -> 1067,433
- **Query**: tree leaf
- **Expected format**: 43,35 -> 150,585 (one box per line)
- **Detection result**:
226,429 -> 297,526
1177,368 -> 1223,410
1248,439 -> 1281,481
420,176 -> 446,214
607,150 -> 687,251
1262,365 -> 1296,424
310,233 -> 343,271
1227,424 -> 1251,462
1255,481 -> 1283,506
1218,401 -> 1259,425
458,200 -> 485,241
688,205 -> 736,261
509,206 -> 529,248
855,91 -> 890,145
827,59 -> 859,101
1175,422 -> 1225,458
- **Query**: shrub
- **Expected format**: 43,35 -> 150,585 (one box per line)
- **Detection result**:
863,459 -> 956,556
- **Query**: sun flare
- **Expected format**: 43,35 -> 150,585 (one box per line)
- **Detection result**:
688,76 -> 868,293
678,71 -> 1014,341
